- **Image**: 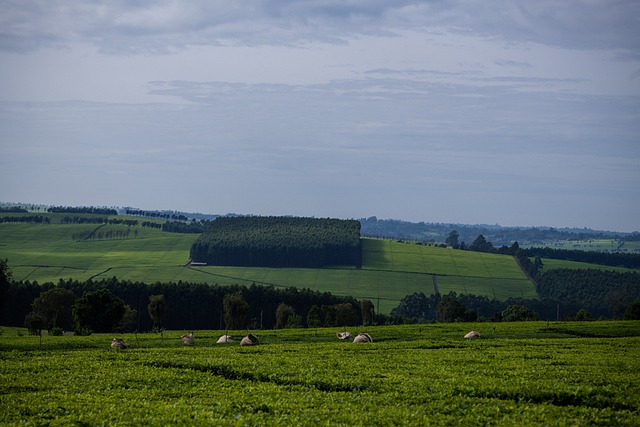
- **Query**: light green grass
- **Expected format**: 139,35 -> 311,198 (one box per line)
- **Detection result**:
538,258 -> 637,273
1,322 -> 639,426
1,222 -> 536,313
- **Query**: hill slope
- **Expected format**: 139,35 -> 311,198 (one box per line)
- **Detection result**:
1,216 -> 538,313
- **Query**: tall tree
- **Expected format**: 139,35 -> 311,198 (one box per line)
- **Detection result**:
147,294 -> 166,331
360,299 -> 375,326
32,288 -> 76,330
72,289 -> 126,333
0,258 -> 11,318
223,292 -> 249,330
275,302 -> 295,329
445,230 -> 459,248
436,295 -> 465,322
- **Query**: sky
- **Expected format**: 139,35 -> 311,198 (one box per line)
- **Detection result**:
0,1 -> 639,232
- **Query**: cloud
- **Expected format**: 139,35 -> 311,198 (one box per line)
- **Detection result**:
1,1 -> 638,54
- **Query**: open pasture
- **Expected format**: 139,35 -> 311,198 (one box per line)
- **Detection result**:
1,321 -> 639,426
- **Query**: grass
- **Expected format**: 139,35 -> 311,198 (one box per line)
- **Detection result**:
2,219 -> 534,313
1,321 -> 639,426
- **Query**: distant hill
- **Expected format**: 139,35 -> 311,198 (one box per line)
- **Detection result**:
358,216 -> 639,250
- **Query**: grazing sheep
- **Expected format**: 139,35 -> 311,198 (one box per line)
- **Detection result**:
240,333 -> 259,346
353,333 -> 372,343
216,335 -> 234,344
336,331 -> 352,340
111,338 -> 129,349
464,330 -> 481,339
181,333 -> 195,345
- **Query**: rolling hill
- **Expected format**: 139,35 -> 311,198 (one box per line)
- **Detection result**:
2,213 -> 537,313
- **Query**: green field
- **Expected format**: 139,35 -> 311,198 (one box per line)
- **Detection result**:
538,258 -> 636,273
543,238 -> 640,253
1,219 -> 537,312
1,321 -> 639,426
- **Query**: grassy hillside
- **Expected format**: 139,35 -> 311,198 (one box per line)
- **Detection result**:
0,217 -> 538,312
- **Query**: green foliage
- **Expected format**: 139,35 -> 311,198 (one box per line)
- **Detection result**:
502,304 -> 539,321
436,295 -> 465,322
224,292 -> 249,330
147,294 -> 166,329
72,289 -> 126,333
49,326 -> 64,336
575,309 -> 593,321
537,268 -> 640,318
1,322 -> 639,426
275,303 -> 294,329
24,311 -> 46,335
31,287 -> 76,330
624,300 -> 640,320
190,216 -> 362,268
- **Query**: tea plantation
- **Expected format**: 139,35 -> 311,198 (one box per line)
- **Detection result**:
1,321 -> 639,426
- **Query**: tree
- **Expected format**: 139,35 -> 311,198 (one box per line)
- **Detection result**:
24,312 -> 46,336
334,303 -> 358,327
275,302 -> 295,329
147,294 -> 166,331
223,292 -> 249,330
445,230 -> 459,248
624,300 -> 640,320
575,309 -> 593,321
116,305 -> 138,333
360,299 -> 375,326
501,304 -> 539,321
436,295 -> 465,322
72,289 -> 126,333
307,305 -> 322,328
31,288 -> 76,331
469,235 -> 494,253
0,258 -> 11,318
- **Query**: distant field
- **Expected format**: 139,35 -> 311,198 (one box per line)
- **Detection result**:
2,218 -> 535,313
542,238 -> 640,253
538,258 -> 637,273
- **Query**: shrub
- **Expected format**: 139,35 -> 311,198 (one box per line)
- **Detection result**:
49,327 -> 64,336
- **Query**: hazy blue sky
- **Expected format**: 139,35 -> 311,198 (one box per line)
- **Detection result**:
1,1 -> 639,231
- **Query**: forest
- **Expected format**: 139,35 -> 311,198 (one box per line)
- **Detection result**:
190,216 -> 362,268
1,276 -> 365,332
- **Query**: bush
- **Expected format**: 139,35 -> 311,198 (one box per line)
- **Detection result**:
501,304 -> 539,322
575,309 -> 593,321
49,327 -> 64,336
74,327 -> 93,336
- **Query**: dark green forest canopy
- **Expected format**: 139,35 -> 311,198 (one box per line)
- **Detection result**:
190,216 -> 362,268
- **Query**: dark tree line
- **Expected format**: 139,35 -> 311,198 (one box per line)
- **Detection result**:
191,216 -> 362,268
536,269 -> 640,319
0,215 -> 50,224
389,291 -> 594,323
0,206 -> 28,213
126,209 -> 189,221
161,220 -> 211,234
519,247 -> 640,269
1,276 -> 369,331
47,206 -> 117,215
60,216 -> 138,226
